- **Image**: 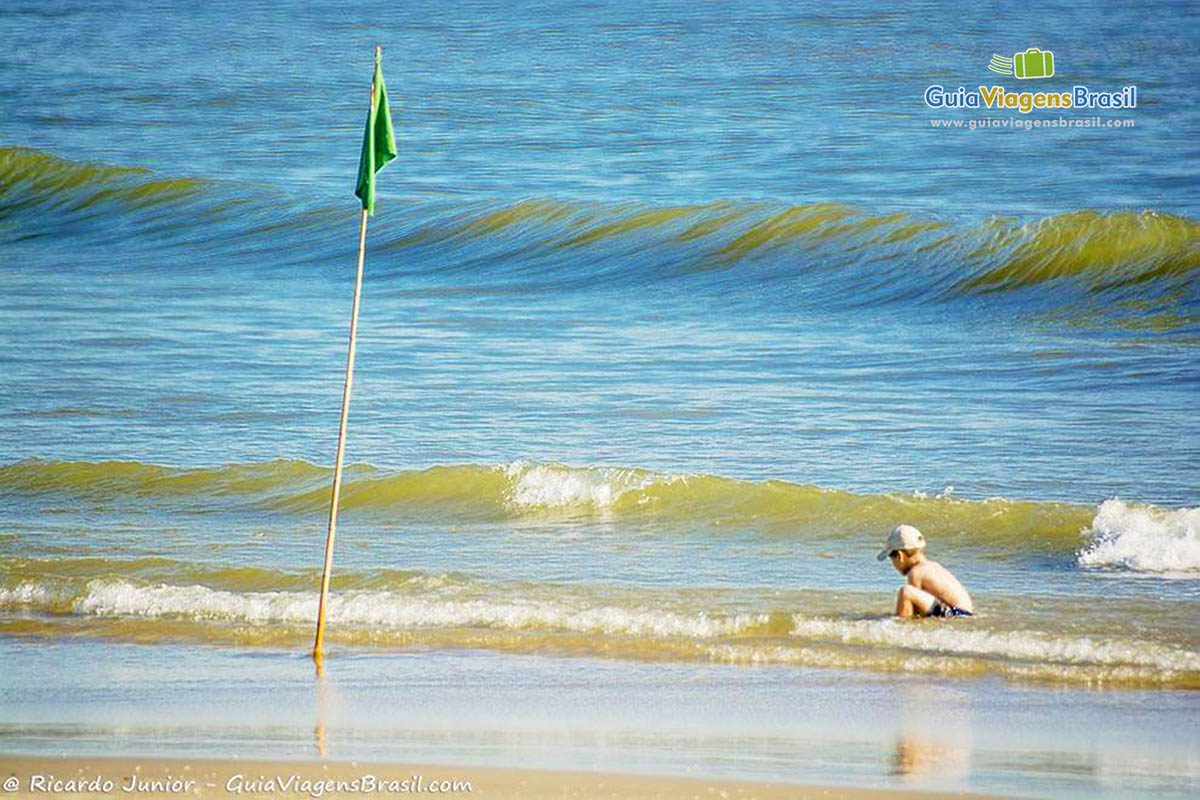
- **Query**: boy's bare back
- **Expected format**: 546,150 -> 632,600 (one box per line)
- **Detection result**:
906,558 -> 973,614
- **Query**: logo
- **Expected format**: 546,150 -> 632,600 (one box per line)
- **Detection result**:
989,49 -> 1055,79
922,47 -> 1136,116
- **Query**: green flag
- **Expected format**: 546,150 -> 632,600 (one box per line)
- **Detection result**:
353,49 -> 397,216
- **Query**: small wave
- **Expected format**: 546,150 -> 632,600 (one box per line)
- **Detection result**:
0,458 -> 333,508
3,575 -> 1196,688
63,580 -> 762,639
704,643 -> 1191,687
0,146 -> 206,219
787,615 -> 1200,672
1,458 -> 1095,547
953,211 -> 1200,295
504,461 -> 680,511
1078,499 -> 1200,573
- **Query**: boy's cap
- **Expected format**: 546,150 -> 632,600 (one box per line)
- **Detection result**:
876,524 -> 926,561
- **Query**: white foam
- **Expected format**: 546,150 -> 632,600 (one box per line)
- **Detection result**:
1077,499 -> 1200,573
0,581 -> 64,607
15,577 -> 1197,679
72,579 -> 763,639
76,581 -> 314,623
787,615 -> 1200,673
503,462 -> 679,510
908,486 -> 956,501
706,642 -> 1183,685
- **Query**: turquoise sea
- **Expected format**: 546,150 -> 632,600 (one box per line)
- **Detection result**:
1,1 -> 1198,798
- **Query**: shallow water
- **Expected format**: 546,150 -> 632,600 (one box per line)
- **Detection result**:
2,639 -> 1198,800
1,0 -> 1198,796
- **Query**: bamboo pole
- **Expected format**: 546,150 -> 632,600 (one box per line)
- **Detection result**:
313,206 -> 368,663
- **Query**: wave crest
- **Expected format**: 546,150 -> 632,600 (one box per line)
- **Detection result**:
1078,499 -> 1200,573
0,146 -> 205,216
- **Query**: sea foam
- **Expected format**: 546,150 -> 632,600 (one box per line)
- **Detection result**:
1077,499 -> 1200,573
5,576 -> 1197,686
788,615 -> 1200,672
72,579 -> 761,639
504,462 -> 677,510
50,580 -> 1200,676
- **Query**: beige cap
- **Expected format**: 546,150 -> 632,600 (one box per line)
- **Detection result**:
876,524 -> 926,561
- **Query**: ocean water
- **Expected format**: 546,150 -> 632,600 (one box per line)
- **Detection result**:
1,1 -> 1198,797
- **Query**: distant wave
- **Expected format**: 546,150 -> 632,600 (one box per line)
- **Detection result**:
2,560 -> 1196,688
3,146 -> 1197,304
0,146 -> 206,213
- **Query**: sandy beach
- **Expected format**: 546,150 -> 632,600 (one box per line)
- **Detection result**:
0,757 -> 1018,800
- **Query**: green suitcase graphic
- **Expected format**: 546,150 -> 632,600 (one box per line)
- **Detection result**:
1014,48 -> 1054,79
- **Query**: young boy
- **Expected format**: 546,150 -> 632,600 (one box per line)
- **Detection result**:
877,524 -> 973,618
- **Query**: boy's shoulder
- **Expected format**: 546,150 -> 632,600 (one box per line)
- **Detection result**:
907,558 -> 945,581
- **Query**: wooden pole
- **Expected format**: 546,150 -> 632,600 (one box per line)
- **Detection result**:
313,206 -> 369,663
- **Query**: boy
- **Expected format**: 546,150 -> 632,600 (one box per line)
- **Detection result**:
877,524 -> 973,618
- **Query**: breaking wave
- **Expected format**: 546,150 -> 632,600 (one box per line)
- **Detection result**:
8,458 -> 1196,574
1,563 -> 1196,688
1,458 -> 1094,548
1078,499 -> 1200,573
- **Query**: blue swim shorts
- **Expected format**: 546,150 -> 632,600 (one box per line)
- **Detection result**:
928,600 -> 972,618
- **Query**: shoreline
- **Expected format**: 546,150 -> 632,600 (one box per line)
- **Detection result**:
4,639 -> 1197,800
0,756 -> 1021,800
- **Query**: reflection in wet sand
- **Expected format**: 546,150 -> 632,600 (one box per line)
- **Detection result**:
315,662 -> 329,759
891,683 -> 971,784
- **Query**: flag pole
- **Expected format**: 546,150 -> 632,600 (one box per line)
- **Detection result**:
312,206 -> 367,663
313,47 -> 383,664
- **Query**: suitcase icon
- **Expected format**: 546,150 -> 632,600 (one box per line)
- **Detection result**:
1014,48 -> 1054,79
